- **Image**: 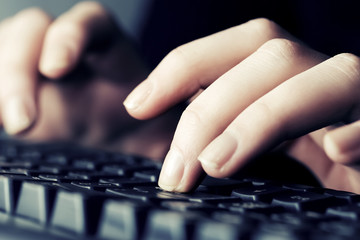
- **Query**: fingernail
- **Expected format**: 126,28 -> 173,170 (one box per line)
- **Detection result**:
123,80 -> 152,110
198,133 -> 237,170
158,147 -> 184,191
2,97 -> 35,135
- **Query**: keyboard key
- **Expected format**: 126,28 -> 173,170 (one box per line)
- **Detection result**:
197,176 -> 250,195
0,175 -> 22,213
324,189 -> 360,204
134,169 -> 160,182
143,210 -> 205,240
326,203 -> 360,220
219,201 -> 284,215
97,200 -> 150,240
15,182 -> 57,223
232,185 -> 286,202
50,190 -> 107,235
194,220 -> 244,240
272,191 -> 338,212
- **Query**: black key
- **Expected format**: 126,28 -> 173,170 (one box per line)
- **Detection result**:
70,182 -> 114,191
197,176 -> 250,195
211,211 -> 263,226
319,220 -> 360,237
97,200 -> 150,240
282,183 -> 320,193
219,201 -> 284,215
272,191 -> 337,212
99,177 -> 156,188
161,201 -> 216,212
326,203 -> 360,220
194,220 -> 244,240
252,222 -> 310,240
134,169 -> 160,182
143,210 -> 204,240
45,154 -> 68,165
232,185 -> 286,202
15,182 -> 57,223
50,190 -> 107,235
271,211 -> 336,227
0,175 -> 23,213
243,178 -> 278,186
72,158 -> 97,170
324,189 -> 360,204
107,186 -> 238,203
102,164 -> 156,177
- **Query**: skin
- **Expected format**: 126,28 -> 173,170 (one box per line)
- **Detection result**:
2,2 -> 360,193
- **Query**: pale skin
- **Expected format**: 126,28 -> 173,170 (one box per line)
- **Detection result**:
2,2 -> 360,193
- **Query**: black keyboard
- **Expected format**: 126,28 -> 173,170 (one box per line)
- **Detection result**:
0,140 -> 359,240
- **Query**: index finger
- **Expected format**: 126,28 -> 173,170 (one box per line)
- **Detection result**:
124,18 -> 294,119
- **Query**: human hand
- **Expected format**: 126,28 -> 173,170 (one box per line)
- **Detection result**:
124,18 -> 360,193
0,2 -> 174,158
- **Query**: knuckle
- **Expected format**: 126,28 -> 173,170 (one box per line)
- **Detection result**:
236,100 -> 283,140
13,7 -> 51,26
246,18 -> 283,39
181,105 -> 206,130
73,1 -> 106,13
259,38 -> 302,60
332,53 -> 360,79
166,44 -> 195,70
48,20 -> 84,43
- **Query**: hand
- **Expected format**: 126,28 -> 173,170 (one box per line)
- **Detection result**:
124,18 -> 360,193
0,2 -> 175,159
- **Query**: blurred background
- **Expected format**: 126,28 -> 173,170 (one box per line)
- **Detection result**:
2,0 -> 360,68
0,0 -> 152,43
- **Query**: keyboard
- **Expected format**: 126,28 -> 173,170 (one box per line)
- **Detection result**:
0,139 -> 359,240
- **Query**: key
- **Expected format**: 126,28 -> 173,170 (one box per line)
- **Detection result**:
15,182 -> 57,223
99,177 -> 156,188
194,220 -> 244,240
50,190 -> 107,235
197,176 -> 250,195
232,185 -> 286,202
324,189 -> 360,204
97,200 -> 150,240
134,169 -> 160,182
143,210 -> 204,240
272,191 -> 338,212
326,203 -> 360,220
161,201 -> 216,212
219,201 -> 284,215
0,175 -> 22,213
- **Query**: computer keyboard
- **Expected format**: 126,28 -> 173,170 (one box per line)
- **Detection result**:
0,139 -> 359,240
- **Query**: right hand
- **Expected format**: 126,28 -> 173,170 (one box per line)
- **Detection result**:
0,2 -> 176,159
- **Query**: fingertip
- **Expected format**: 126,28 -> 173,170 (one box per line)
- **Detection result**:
2,96 -> 36,135
198,132 -> 238,178
39,46 -> 76,79
39,20 -> 81,79
123,80 -> 153,119
158,148 -> 185,192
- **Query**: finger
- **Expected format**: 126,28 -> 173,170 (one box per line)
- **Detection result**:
39,1 -> 116,79
324,120 -> 360,164
198,53 -> 360,178
158,39 -> 326,192
0,8 -> 51,135
124,18 -> 295,120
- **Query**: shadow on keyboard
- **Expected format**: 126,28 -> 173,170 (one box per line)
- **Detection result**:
0,139 -> 359,240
